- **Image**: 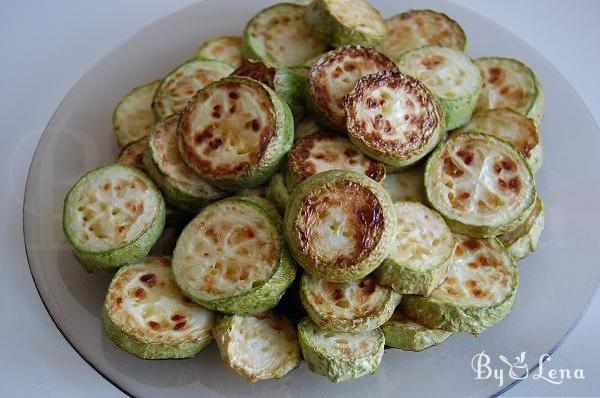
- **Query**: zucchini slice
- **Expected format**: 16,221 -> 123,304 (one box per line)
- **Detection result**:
113,80 -> 160,148
300,273 -> 401,332
244,3 -> 327,67
286,132 -> 386,189
102,256 -> 215,359
284,170 -> 396,282
294,116 -> 327,140
378,10 -> 467,59
143,113 -> 226,213
401,235 -> 518,334
266,173 -> 290,212
116,137 -> 147,171
395,46 -> 482,130
304,0 -> 388,47
345,70 -> 446,168
474,57 -> 544,126
232,58 -> 307,121
63,164 -> 166,272
196,36 -> 244,68
376,202 -> 456,296
381,166 -> 426,204
152,59 -> 234,120
307,45 -> 398,131
298,317 -> 384,383
425,132 -> 536,237
213,312 -> 301,382
172,197 -> 295,314
499,196 -> 544,260
381,310 -> 452,351
455,108 -> 543,173
178,76 -> 293,190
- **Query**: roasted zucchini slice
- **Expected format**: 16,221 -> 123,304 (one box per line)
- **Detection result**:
425,132 -> 536,237
300,273 -> 401,332
298,317 -> 384,383
499,196 -> 544,260
213,312 -> 301,382
294,116 -> 326,140
102,256 -> 215,359
381,166 -> 426,204
307,45 -> 398,131
455,108 -> 543,173
345,70 -> 446,168
143,113 -> 225,213
395,46 -> 482,130
152,59 -> 233,120
378,10 -> 467,59
196,36 -> 243,68
266,173 -> 290,212
284,170 -> 396,282
63,164 -> 166,272
376,202 -> 456,296
244,3 -> 327,67
474,57 -> 544,126
178,76 -> 293,190
113,80 -> 160,148
232,58 -> 307,121
401,235 -> 518,334
172,197 -> 295,314
381,310 -> 452,351
116,137 -> 147,171
286,132 -> 385,189
304,0 -> 388,47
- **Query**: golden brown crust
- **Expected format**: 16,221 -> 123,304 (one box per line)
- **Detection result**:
232,59 -> 276,87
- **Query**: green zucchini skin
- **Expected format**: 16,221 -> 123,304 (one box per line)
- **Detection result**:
382,311 -> 452,351
298,317 -> 384,383
266,173 -> 290,212
63,164 -> 166,272
142,113 -> 225,213
178,76 -> 294,190
376,254 -> 452,297
112,80 -> 160,148
499,196 -> 544,260
304,0 -> 388,47
284,170 -> 396,282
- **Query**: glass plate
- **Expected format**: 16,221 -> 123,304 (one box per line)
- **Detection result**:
23,0 -> 600,396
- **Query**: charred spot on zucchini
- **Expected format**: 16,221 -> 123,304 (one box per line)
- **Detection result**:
196,36 -> 244,68
113,80 -> 159,148
382,309 -> 452,351
117,137 -> 147,171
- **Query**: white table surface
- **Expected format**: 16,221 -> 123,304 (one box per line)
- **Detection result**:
1,0 -> 598,396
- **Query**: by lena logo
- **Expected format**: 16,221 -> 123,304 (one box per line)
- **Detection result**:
471,351 -> 585,387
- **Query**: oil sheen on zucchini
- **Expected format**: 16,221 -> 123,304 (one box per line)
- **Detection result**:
102,256 -> 215,359
284,170 -> 396,282
378,10 -> 466,59
244,3 -> 327,67
212,312 -> 301,382
376,202 -> 456,296
143,113 -> 225,213
425,132 -> 536,237
382,310 -> 452,351
63,164 -> 166,272
196,36 -> 244,68
300,273 -> 401,332
178,76 -> 293,190
395,46 -> 482,130
345,70 -> 446,168
113,80 -> 160,148
298,317 -> 384,383
499,196 -> 544,260
172,197 -> 295,314
402,235 -> 518,334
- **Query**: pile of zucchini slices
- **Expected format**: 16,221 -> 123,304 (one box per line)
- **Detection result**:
63,0 -> 546,384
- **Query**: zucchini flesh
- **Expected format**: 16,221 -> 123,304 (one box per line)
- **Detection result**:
455,107 -> 542,173
300,273 -> 401,332
499,196 -> 544,260
212,312 -> 301,382
196,36 -> 243,68
113,80 -> 159,148
425,132 -> 536,237
381,166 -> 426,204
294,116 -> 327,140
116,137 -> 147,171
103,256 -> 215,359
378,10 -> 466,59
152,59 -> 234,120
382,310 -> 452,351
244,3 -> 326,67
345,70 -> 446,168
298,317 -> 384,383
395,46 -> 482,130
